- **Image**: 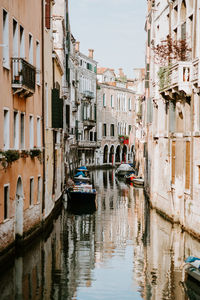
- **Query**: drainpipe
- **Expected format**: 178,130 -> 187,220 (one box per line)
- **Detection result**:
41,0 -> 46,215
190,0 -> 197,206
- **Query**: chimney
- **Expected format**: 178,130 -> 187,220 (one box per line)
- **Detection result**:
119,68 -> 124,78
75,41 -> 80,52
88,49 -> 94,59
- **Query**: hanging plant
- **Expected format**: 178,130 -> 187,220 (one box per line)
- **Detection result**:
0,150 -> 20,168
30,148 -> 42,159
20,150 -> 30,158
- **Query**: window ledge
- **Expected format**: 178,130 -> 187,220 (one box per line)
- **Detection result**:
184,189 -> 191,195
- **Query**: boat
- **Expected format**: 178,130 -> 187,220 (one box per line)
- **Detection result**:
66,183 -> 97,203
183,256 -> 200,283
115,163 -> 135,177
132,177 -> 144,187
73,166 -> 90,183
124,171 -> 137,182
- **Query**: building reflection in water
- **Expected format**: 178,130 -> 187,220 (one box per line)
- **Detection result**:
0,170 -> 200,299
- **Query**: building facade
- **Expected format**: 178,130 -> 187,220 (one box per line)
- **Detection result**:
143,0 -> 200,238
0,0 -> 43,250
96,68 -> 136,166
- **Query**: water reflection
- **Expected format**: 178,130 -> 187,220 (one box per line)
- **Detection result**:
0,170 -> 200,299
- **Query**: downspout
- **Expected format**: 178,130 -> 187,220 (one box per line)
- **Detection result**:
190,0 -> 197,206
41,0 -> 46,215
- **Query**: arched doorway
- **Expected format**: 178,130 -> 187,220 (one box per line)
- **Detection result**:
103,145 -> 108,163
122,145 -> 128,163
109,145 -> 114,164
115,145 -> 121,163
15,177 -> 24,238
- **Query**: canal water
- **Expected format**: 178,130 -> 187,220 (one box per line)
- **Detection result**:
0,170 -> 200,300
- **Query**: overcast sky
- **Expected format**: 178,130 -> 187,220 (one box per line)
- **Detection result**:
68,0 -> 146,79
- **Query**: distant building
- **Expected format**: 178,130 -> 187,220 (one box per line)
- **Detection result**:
96,68 -> 136,166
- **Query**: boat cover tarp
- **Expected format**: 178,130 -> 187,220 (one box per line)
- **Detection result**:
74,171 -> 86,177
116,164 -> 134,171
185,256 -> 200,269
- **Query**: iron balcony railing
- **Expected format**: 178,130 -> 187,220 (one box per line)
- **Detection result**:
82,90 -> 94,99
12,58 -> 36,96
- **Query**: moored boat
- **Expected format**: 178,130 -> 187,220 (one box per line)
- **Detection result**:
183,256 -> 200,283
115,163 -> 135,177
132,177 -> 144,187
73,166 -> 90,183
124,171 -> 137,182
66,183 -> 97,203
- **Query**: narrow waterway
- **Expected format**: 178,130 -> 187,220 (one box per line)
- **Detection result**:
0,170 -> 200,299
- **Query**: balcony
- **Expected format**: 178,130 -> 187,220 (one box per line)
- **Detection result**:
159,61 -> 192,99
12,58 -> 36,97
77,140 -> 98,150
82,90 -> 94,99
192,58 -> 200,88
83,119 -> 96,129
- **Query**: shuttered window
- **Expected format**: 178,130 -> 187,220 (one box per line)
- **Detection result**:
45,0 -> 51,29
185,141 -> 190,189
52,89 -> 63,128
171,141 -> 176,185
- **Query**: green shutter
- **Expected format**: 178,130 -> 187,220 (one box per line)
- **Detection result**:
52,88 -> 63,128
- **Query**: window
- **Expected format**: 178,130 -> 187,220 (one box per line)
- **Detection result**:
171,141 -> 176,185
37,117 -> 41,147
14,111 -> 19,149
103,124 -> 107,136
4,185 -> 9,220
103,93 -> 106,107
29,116 -> 34,149
128,125 -> 132,135
185,141 -> 190,189
128,98 -> 131,111
45,0 -> 51,29
198,166 -> 200,185
110,124 -> 115,137
20,26 -> 25,58
111,95 -> 114,108
30,178 -> 34,205
169,102 -> 176,132
37,176 -> 42,203
13,19 -> 18,57
45,83 -> 48,127
90,131 -> 93,141
20,113 -> 25,149
29,34 -> 33,64
36,41 -> 40,84
4,109 -> 9,149
3,10 -> 9,68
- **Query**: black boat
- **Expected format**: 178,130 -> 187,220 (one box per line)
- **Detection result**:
66,183 -> 97,203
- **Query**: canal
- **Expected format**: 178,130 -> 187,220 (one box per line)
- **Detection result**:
0,169 -> 200,299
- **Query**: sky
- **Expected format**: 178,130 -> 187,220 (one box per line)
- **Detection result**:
68,0 -> 146,79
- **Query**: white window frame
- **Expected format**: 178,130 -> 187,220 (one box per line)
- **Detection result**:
20,25 -> 25,58
30,177 -> 34,206
4,184 -> 9,220
37,117 -> 41,148
29,33 -> 33,65
13,18 -> 18,58
29,115 -> 34,149
4,108 -> 10,150
36,40 -> 40,85
20,113 -> 25,149
45,83 -> 48,128
37,176 -> 42,203
103,93 -> 106,107
14,111 -> 19,149
2,9 -> 9,69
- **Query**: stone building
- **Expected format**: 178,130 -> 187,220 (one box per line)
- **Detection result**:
65,39 -> 98,172
96,68 -> 136,166
143,0 -> 200,238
